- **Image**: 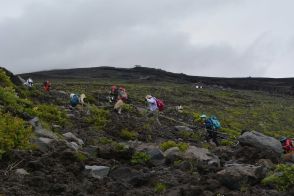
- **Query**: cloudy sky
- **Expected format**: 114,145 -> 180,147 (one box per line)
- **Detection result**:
0,0 -> 293,77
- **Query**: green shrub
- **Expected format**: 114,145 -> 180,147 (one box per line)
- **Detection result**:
120,128 -> 138,140
98,137 -> 113,144
0,112 -> 32,157
122,104 -> 136,113
262,164 -> 294,191
178,142 -> 189,152
154,182 -> 167,193
32,104 -> 68,127
160,140 -> 177,151
75,151 -> 88,161
160,140 -> 189,152
0,69 -> 14,88
131,152 -> 151,165
85,105 -> 109,130
220,139 -> 235,146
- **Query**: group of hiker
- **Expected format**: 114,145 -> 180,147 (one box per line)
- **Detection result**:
24,78 -> 52,92
23,77 -> 294,151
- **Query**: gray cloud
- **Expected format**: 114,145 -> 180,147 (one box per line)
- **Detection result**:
0,0 -> 293,77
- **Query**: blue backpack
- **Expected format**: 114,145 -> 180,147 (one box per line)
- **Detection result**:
70,94 -> 79,107
206,116 -> 221,129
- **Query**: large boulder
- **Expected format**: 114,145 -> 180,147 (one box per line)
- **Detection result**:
217,163 -> 267,190
135,143 -> 165,166
29,117 -> 59,140
164,147 -> 182,163
238,131 -> 283,162
183,146 -> 220,169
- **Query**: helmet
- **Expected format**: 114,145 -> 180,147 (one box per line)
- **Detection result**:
200,114 -> 207,118
279,136 -> 287,143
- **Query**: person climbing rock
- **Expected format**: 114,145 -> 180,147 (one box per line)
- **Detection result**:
280,136 -> 294,153
200,114 -> 221,146
43,80 -> 51,92
70,93 -> 86,107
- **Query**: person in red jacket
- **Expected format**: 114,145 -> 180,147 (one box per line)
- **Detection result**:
280,136 -> 294,153
43,80 -> 51,92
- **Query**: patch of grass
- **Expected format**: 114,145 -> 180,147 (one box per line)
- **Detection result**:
262,164 -> 294,191
98,137 -> 113,144
0,112 -> 32,158
85,105 -> 110,130
120,128 -> 138,140
32,104 -> 68,127
154,182 -> 167,193
0,69 -> 14,88
160,140 -> 189,152
131,152 -> 151,165
75,151 -> 88,161
122,104 -> 136,113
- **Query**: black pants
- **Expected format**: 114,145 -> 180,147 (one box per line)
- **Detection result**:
206,129 -> 219,146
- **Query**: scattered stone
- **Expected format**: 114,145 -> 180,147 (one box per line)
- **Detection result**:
257,159 -> 275,170
164,147 -> 182,163
184,146 -> 220,169
15,168 -> 29,175
66,114 -> 75,118
66,141 -> 80,151
135,143 -> 164,165
217,163 -> 267,190
85,165 -> 110,179
63,132 -> 84,146
110,167 -> 151,187
32,137 -> 54,152
174,126 -> 193,132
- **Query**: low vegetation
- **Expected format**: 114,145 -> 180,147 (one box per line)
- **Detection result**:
0,112 -> 32,157
85,105 -> 110,130
160,140 -> 189,152
262,164 -> 294,191
131,152 -> 151,165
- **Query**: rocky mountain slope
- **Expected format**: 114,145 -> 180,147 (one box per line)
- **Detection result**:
1,67 -> 294,195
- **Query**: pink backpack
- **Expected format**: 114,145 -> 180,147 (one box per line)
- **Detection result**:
155,98 -> 165,111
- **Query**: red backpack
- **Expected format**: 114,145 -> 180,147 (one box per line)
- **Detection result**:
155,98 -> 165,111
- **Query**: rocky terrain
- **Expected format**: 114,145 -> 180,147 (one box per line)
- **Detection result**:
0,67 -> 294,195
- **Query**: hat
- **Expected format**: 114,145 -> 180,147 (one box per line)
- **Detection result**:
200,114 -> 207,118
146,95 -> 152,99
279,136 -> 287,143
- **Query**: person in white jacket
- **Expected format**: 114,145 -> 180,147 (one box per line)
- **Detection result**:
145,95 -> 161,125
145,95 -> 158,111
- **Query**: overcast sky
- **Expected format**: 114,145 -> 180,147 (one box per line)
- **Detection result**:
0,0 -> 293,77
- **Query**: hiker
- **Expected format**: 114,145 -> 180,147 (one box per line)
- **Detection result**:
108,85 -> 119,103
43,80 -> 51,92
145,95 -> 164,125
25,78 -> 33,87
200,114 -> 221,146
70,93 -> 86,107
280,136 -> 294,153
145,95 -> 158,112
113,86 -> 128,114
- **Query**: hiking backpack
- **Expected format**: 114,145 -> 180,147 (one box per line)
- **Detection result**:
118,88 -> 128,101
210,116 -> 221,129
70,94 -> 79,107
155,98 -> 165,111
